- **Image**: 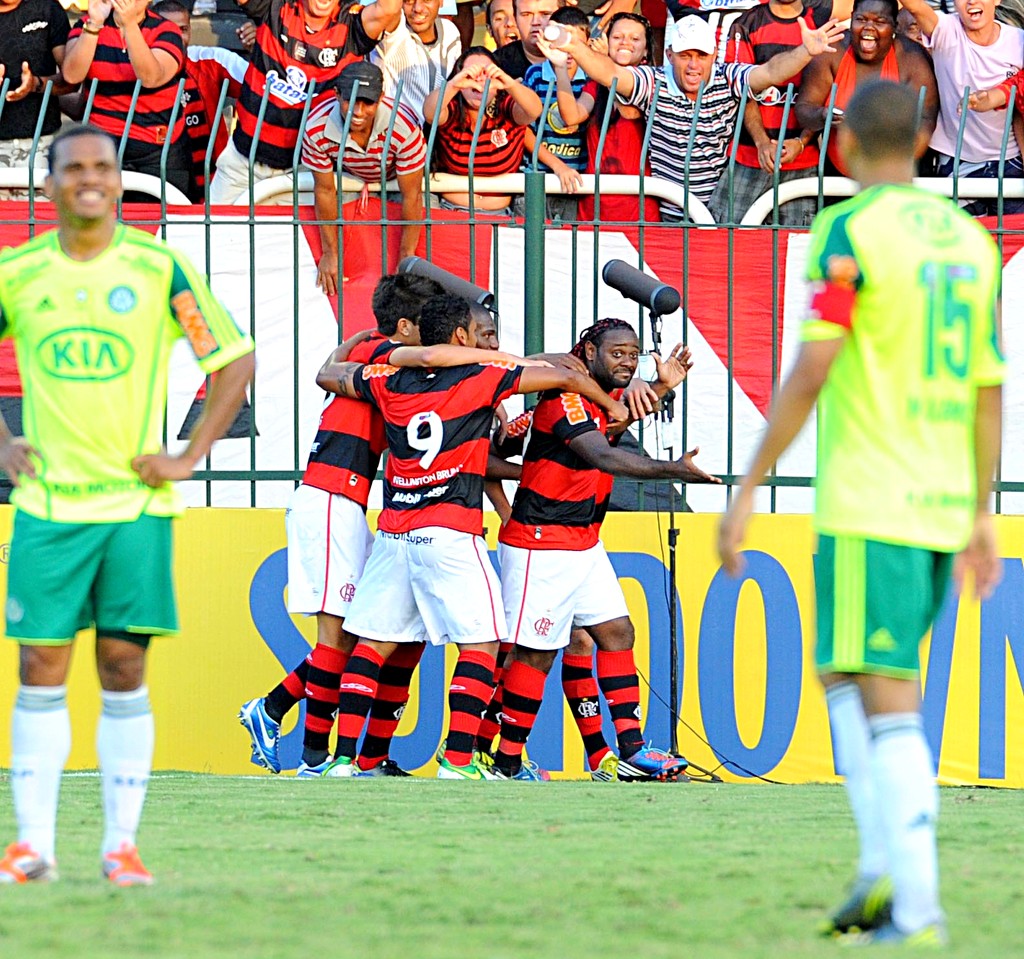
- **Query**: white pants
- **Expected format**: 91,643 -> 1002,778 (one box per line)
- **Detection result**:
208,138 -> 290,205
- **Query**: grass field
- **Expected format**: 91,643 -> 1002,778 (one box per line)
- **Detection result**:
0,774 -> 1019,958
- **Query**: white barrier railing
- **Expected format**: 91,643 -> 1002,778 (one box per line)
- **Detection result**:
0,168 -> 191,205
741,175 -> 1024,226
244,171 -> 716,224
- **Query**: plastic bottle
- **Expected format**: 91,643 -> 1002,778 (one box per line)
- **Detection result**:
543,23 -> 572,47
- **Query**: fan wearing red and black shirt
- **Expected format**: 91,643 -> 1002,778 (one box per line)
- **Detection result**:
237,273 -> 443,778
208,0 -> 401,203
320,294 -> 628,780
63,0 -> 191,197
492,319 -> 721,782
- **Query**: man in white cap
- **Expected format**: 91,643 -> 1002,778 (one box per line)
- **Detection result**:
542,12 -> 843,219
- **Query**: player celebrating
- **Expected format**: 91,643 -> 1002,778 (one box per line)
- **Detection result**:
718,81 -> 1003,945
239,273 -> 441,777
316,293 -> 629,780
0,125 -> 255,885
490,319 -> 720,781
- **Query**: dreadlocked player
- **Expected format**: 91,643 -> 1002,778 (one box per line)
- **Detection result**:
492,319 -> 722,781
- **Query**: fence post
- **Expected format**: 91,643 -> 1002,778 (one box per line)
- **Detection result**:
523,169 -> 546,358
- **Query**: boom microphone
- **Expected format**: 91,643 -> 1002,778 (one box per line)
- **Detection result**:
601,259 -> 681,317
397,256 -> 495,310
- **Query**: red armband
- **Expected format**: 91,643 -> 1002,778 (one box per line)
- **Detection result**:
808,281 -> 855,330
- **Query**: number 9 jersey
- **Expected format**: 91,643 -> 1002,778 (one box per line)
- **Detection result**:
353,359 -> 524,535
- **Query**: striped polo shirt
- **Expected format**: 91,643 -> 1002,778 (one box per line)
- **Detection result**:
68,12 -> 186,146
621,61 -> 755,214
369,14 -> 462,123
300,94 -> 427,181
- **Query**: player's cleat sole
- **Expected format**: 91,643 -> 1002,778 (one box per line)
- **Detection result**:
0,842 -> 58,884
437,758 -> 497,780
840,921 -> 948,948
617,745 -> 689,782
590,752 -> 619,782
820,875 -> 894,937
296,757 -> 335,778
238,698 -> 282,774
102,843 -> 153,887
357,758 -> 411,777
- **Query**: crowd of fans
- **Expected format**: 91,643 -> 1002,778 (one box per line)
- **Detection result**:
2,0 -> 1024,221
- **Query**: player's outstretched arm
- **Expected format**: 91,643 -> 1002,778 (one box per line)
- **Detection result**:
132,350 -> 255,487
518,367 -> 629,426
617,343 -> 694,425
569,430 -> 720,483
718,336 -> 843,576
386,345 -> 548,368
316,360 -> 365,397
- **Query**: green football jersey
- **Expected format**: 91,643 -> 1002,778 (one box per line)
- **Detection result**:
0,225 -> 254,523
802,184 -> 1004,552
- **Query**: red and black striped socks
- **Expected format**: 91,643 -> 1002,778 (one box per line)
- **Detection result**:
596,648 -> 644,759
264,651 -> 312,723
445,649 -> 497,768
562,652 -> 612,771
357,643 -> 425,771
494,659 -> 547,776
333,644 -> 386,762
301,644 -> 349,766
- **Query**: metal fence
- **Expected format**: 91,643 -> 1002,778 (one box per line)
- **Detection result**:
1,74 -> 1022,514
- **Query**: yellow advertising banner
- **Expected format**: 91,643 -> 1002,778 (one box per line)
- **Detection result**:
1,507 -> 1022,786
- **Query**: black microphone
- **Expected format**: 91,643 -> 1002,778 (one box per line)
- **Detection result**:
397,257 -> 495,310
601,259 -> 680,316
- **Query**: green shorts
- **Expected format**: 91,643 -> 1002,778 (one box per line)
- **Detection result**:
814,533 -> 953,679
5,511 -> 179,645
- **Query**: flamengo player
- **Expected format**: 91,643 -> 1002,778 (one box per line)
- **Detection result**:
317,293 -> 629,780
239,273 -> 441,776
0,125 -> 254,885
491,319 -> 721,781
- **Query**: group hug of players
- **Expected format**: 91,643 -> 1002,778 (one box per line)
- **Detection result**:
239,272 -> 720,782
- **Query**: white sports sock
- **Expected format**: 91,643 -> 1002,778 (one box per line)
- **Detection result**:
10,685 -> 71,863
869,712 -> 942,932
97,686 -> 154,856
825,682 -> 887,879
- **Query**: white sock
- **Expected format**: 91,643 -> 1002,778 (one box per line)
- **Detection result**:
869,712 -> 942,932
97,687 -> 154,856
11,685 -> 71,863
825,682 -> 887,880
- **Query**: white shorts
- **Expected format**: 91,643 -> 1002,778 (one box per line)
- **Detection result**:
339,530 -> 427,645
498,541 -> 629,651
285,484 -> 374,617
345,527 -> 508,646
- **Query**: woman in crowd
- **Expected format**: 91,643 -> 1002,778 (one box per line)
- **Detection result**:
423,45 -> 541,213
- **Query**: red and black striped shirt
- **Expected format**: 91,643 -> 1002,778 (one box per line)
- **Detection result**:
499,390 -> 613,551
724,0 -> 833,170
302,333 -> 394,507
68,13 -> 186,146
432,94 -> 526,177
234,0 -> 375,169
355,361 -> 524,535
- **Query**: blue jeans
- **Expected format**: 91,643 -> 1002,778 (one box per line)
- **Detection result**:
934,153 -> 1024,216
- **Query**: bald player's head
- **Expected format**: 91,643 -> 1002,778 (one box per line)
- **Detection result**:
840,80 -> 922,165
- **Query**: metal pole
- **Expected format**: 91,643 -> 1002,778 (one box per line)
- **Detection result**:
523,169 -> 546,359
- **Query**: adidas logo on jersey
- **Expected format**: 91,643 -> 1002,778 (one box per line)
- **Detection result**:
37,296 -> 56,311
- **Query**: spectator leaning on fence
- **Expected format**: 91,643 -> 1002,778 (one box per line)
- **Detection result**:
0,0 -> 75,194
544,12 -> 661,223
302,61 -> 427,293
550,14 -> 845,221
899,0 -> 1024,216
423,46 -> 542,212
369,0 -> 462,123
62,0 -> 192,199
151,0 -> 248,201
521,5 -> 592,221
209,0 -> 401,205
710,0 -> 854,226
796,0 -> 937,179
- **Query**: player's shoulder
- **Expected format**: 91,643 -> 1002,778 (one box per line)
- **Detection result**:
0,229 -> 56,271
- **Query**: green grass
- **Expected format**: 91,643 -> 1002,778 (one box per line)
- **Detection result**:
0,775 -> 1020,958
